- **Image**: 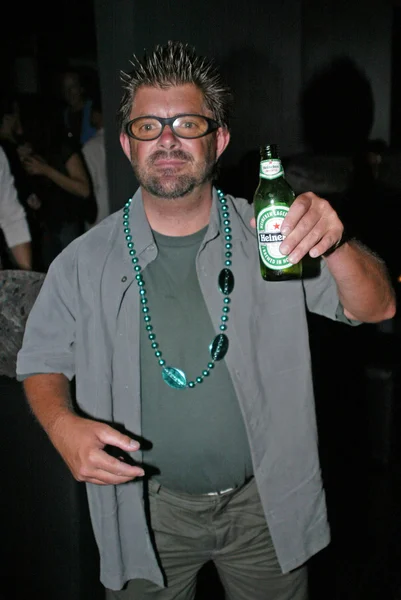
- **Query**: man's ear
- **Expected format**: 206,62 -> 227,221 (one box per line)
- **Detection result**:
119,133 -> 131,160
216,127 -> 230,161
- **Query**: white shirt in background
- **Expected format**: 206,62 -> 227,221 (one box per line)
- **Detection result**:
0,146 -> 31,251
82,128 -> 110,228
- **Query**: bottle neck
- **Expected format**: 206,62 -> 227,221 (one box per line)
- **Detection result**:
260,144 -> 279,161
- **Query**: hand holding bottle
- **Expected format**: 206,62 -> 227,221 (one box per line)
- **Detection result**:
277,191 -> 344,264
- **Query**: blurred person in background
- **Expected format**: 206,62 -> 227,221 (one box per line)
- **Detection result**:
0,88 -> 43,269
0,145 -> 31,270
20,96 -> 95,270
82,93 -> 110,228
60,67 -> 97,147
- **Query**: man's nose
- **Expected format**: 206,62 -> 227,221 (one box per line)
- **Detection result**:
157,125 -> 181,149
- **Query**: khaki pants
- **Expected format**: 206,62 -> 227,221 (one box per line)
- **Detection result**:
106,478 -> 308,600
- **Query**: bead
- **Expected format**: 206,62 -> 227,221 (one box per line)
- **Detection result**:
225,243 -> 232,249
124,228 -> 130,234
218,268 -> 234,295
142,306 -> 149,313
223,306 -> 230,313
162,367 -> 187,389
224,297 -> 231,304
144,315 -> 151,322
207,362 -> 214,369
159,359 -> 166,366
225,260 -> 232,267
223,220 -> 230,226
129,249 -> 135,256
188,381 -> 195,388
138,280 -> 145,286
202,370 -> 210,376
151,342 -> 158,349
128,242 -> 134,249
222,212 -> 229,218
225,235 -> 232,241
134,265 -> 141,272
224,227 -> 232,234
210,333 -> 229,360
146,324 -> 153,330
196,377 -> 203,383
220,324 -> 227,331
123,220 -> 129,226
155,350 -> 162,357
148,333 -> 156,340
225,252 -> 232,258
125,235 -> 132,242
140,298 -> 147,304
221,315 -> 228,322
221,204 -> 228,211
132,257 -> 138,263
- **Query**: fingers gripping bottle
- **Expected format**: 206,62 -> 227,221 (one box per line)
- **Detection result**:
253,144 -> 302,281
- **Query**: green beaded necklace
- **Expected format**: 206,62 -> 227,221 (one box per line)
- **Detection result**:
123,189 -> 234,390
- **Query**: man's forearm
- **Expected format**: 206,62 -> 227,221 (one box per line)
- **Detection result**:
23,373 -> 76,440
325,240 -> 396,323
10,241 -> 32,270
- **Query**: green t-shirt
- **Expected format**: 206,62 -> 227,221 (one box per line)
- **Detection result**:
140,227 -> 254,494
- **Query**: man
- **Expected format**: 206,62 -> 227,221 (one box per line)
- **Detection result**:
16,41 -> 395,599
0,146 -> 32,270
60,67 -> 97,146
82,94 -> 110,228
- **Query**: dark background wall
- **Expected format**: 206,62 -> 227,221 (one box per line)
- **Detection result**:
92,0 -> 397,211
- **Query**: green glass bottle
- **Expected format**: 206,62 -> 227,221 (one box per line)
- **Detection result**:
253,144 -> 302,281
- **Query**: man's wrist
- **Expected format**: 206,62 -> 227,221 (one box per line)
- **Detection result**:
323,227 -> 352,257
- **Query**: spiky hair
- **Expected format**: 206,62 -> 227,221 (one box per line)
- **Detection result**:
117,40 -> 232,132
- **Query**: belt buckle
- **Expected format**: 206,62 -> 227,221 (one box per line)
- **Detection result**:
205,486 -> 235,497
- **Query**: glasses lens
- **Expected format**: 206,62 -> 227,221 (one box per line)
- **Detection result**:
173,115 -> 211,138
129,117 -> 162,140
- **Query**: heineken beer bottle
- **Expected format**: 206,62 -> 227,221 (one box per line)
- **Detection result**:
253,144 -> 302,281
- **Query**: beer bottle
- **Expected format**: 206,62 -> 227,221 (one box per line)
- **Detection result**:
253,144 -> 302,281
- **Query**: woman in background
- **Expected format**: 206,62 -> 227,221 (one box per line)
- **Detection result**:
19,96 -> 96,271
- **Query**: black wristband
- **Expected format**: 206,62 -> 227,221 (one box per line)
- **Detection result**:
323,228 -> 351,257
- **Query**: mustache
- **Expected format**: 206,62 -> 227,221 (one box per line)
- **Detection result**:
148,150 -> 194,165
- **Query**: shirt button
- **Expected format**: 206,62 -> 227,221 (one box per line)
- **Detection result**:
121,276 -> 127,282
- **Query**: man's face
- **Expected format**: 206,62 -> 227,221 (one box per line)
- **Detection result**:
120,84 -> 229,199
62,73 -> 84,108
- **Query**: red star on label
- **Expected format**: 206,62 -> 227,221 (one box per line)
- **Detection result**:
274,222 -> 280,229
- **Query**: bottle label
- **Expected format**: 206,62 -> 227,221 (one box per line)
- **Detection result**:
256,206 -> 292,270
260,159 -> 284,180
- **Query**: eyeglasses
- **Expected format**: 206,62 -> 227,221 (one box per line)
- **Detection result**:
125,113 -> 220,141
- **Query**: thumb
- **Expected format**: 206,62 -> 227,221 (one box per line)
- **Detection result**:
250,217 -> 256,228
96,425 -> 140,452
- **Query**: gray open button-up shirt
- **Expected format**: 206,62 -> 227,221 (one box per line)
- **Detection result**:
17,188 -> 356,590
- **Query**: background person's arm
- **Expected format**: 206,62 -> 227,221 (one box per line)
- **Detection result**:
10,241 -> 32,270
23,152 -> 91,198
0,147 -> 32,269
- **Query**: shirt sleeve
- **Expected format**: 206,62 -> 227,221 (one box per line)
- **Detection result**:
0,147 -> 31,247
302,258 -> 361,326
16,248 -> 77,381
